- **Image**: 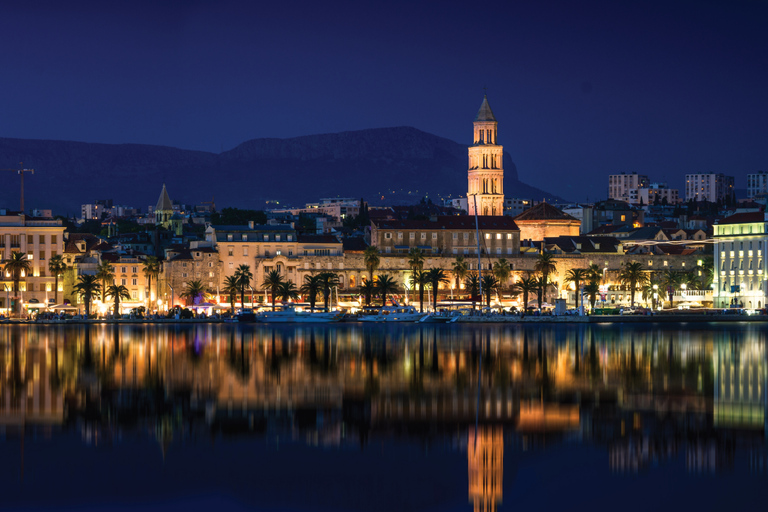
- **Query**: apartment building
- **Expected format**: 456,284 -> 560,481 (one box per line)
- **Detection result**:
685,173 -> 735,203
608,173 -> 649,202
747,171 -> 768,199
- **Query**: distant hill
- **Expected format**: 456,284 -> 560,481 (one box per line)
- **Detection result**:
0,127 -> 564,215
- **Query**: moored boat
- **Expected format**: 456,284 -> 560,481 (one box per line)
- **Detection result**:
257,305 -> 344,323
355,305 -> 426,322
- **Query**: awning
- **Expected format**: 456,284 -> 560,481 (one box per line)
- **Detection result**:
394,246 -> 409,249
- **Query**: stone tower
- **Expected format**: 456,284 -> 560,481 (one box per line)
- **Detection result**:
155,184 -> 174,227
467,95 -> 505,216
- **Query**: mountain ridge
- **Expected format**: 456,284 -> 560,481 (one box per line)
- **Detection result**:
0,127 -> 564,215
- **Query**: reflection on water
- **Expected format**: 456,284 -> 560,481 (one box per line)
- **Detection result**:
0,323 -> 767,510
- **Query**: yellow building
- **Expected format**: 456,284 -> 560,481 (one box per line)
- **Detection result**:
468,95 -> 505,216
0,211 -> 66,313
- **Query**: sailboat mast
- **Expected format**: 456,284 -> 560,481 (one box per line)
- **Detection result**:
473,195 -> 483,299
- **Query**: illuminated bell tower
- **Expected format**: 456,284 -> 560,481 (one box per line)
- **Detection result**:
467,95 -> 505,216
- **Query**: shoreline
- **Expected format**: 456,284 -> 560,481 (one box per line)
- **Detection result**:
0,314 -> 765,325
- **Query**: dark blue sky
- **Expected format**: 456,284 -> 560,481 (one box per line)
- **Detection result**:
1,0 -> 766,202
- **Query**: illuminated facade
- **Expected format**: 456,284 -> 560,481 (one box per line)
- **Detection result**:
713,211 -> 768,308
685,173 -> 735,203
608,172 -> 649,203
467,96 -> 504,216
0,212 -> 66,313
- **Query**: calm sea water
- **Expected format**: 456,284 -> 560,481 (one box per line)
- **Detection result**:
0,322 -> 766,512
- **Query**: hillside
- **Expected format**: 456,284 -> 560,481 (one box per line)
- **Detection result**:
0,127 -> 563,215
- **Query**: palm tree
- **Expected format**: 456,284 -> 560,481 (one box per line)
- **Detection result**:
683,270 -> 700,290
464,272 -> 480,310
534,253 -> 557,304
105,284 -> 131,317
96,261 -> 115,301
586,263 -> 602,284
517,275 -> 538,312
276,280 -> 299,303
3,251 -> 32,316
534,275 -> 549,308
222,275 -> 240,312
695,257 -> 714,290
584,280 -> 600,312
318,272 -> 340,311
72,274 -> 101,316
619,261 -> 648,307
234,264 -> 253,310
375,274 -> 398,307
360,278 -> 376,307
300,274 -> 323,312
407,247 -> 425,302
425,268 -> 450,311
662,270 -> 684,307
452,256 -> 469,293
363,245 -> 380,283
262,269 -> 284,311
409,270 -> 429,312
565,268 -> 589,309
48,254 -> 67,305
481,275 -> 499,308
641,273 -> 663,309
142,256 -> 161,308
180,279 -> 208,304
492,259 -> 512,296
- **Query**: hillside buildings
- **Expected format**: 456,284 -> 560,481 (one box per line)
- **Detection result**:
747,171 -> 768,199
685,173 -> 735,203
608,172 -> 649,203
467,96 -> 505,216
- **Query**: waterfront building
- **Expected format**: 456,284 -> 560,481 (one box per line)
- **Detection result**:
100,253 -> 151,312
747,171 -> 768,199
0,211 -> 66,313
712,211 -> 768,309
685,173 -> 735,203
162,245 -> 222,307
371,216 -> 520,257
467,96 -> 504,216
608,172 -> 649,203
512,202 -> 580,243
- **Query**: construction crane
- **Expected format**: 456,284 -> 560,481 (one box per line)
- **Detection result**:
1,163 -> 35,213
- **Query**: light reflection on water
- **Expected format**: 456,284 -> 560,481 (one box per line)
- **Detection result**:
0,322 -> 767,511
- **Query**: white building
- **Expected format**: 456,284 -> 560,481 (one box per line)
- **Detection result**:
713,211 -> 767,309
608,173 -> 649,203
685,173 -> 735,203
747,171 -> 768,199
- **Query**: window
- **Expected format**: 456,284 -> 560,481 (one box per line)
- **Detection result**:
39,235 -> 45,244
663,261 -> 668,266
229,262 -> 233,269
485,233 -> 490,240
265,250 -> 270,257
288,250 -> 293,256
420,233 -> 426,240
182,273 -> 187,278
27,235 -> 33,244
276,235 -> 281,242
287,235 -> 293,241
385,233 -> 392,239
39,251 -> 45,260
397,232 -> 403,239
243,247 -> 249,256
463,233 -> 469,240
496,248 -> 502,254
121,267 -> 127,273
276,250 -> 282,256
121,278 -> 127,285
452,233 -> 458,240
263,235 -> 269,241
409,233 -> 415,240
228,248 -> 233,257
132,266 -> 137,273
182,262 -> 187,267
496,233 -> 502,240
507,234 -> 512,239
132,278 -> 137,286
227,234 -> 233,241
209,271 -> 214,277
452,248 -> 458,254
208,262 -> 213,267
51,235 -> 57,244
385,247 -> 391,253
242,234 -> 247,241
432,233 -> 437,240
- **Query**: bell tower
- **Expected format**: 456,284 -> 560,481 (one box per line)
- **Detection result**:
467,95 -> 505,216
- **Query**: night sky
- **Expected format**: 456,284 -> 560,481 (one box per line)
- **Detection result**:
1,0 -> 767,202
